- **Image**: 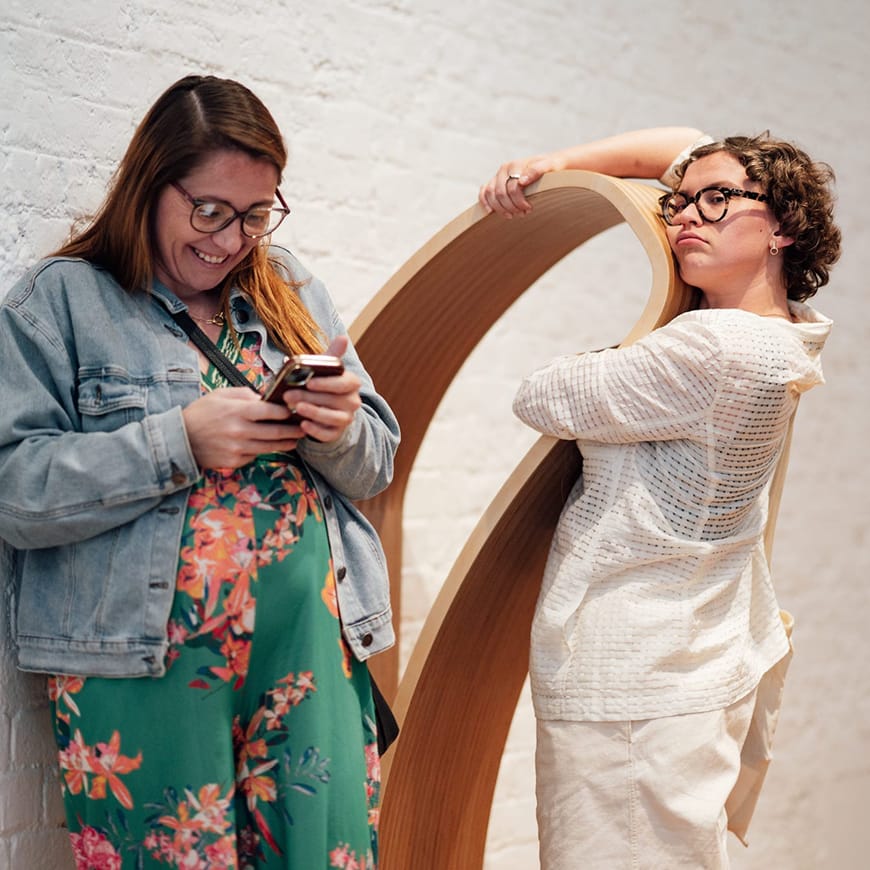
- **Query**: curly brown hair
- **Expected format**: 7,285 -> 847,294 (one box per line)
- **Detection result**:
674,134 -> 841,301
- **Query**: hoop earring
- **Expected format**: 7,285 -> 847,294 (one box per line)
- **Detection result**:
769,240 -> 779,256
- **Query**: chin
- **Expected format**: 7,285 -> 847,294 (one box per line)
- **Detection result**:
674,260 -> 706,288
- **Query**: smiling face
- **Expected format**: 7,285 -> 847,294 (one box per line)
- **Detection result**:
152,149 -> 280,301
665,152 -> 790,303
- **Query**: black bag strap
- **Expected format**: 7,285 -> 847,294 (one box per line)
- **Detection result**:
370,673 -> 400,755
171,310 -> 257,392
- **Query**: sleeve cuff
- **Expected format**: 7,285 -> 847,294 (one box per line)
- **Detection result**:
659,134 -> 715,187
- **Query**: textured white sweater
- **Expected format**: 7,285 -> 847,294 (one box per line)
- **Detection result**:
514,302 -> 831,721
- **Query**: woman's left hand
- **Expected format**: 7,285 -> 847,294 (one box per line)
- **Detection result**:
478,154 -> 558,217
281,335 -> 362,443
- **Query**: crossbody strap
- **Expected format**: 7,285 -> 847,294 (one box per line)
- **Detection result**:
171,310 -> 258,392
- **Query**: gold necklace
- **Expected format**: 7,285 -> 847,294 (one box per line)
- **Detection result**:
187,309 -> 226,326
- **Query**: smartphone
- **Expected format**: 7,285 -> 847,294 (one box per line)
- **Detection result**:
261,354 -> 345,406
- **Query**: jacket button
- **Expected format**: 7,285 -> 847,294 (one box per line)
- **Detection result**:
336,566 -> 347,582
323,495 -> 333,510
361,633 -> 373,647
171,471 -> 187,486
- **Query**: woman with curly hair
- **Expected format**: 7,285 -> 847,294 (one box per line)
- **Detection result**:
481,129 -> 840,868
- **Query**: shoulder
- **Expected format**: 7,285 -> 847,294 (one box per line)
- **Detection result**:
636,309 -> 786,378
266,244 -> 315,286
3,257 -> 114,312
662,308 -> 793,345
638,310 -> 728,361
672,308 -> 825,382
265,244 -> 336,318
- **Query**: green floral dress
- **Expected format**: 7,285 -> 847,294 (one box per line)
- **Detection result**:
49,327 -> 380,870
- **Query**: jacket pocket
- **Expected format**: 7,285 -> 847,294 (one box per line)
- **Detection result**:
77,366 -> 148,431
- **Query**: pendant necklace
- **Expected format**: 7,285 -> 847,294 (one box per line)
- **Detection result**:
187,309 -> 226,327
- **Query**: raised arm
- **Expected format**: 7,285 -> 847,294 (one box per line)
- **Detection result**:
479,126 -> 708,217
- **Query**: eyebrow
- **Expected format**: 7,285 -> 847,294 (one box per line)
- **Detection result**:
190,191 -> 278,208
677,180 -> 750,196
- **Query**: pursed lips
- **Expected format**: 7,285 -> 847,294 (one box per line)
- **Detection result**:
675,231 -> 706,247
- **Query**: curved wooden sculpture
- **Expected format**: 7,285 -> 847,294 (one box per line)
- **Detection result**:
351,171 -> 796,866
348,170 -> 694,867
351,171 -> 692,700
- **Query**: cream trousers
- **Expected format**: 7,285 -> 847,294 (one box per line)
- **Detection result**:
535,689 -> 757,870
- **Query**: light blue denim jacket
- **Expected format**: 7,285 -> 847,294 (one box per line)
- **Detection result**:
0,248 -> 399,677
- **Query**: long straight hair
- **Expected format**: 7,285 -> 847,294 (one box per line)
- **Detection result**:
53,75 -> 322,354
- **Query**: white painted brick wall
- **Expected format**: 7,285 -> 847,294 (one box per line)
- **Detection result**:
2,2 -> 868,867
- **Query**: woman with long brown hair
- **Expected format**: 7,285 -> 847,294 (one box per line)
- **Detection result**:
0,74 -> 398,868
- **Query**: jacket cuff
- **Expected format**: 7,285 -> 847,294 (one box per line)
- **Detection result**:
144,405 -> 201,490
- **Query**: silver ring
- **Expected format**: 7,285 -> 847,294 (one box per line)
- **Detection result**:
507,173 -> 522,182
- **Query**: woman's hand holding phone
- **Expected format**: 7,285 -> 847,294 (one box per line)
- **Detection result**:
182,388 -> 304,470
263,335 -> 361,444
262,355 -> 346,409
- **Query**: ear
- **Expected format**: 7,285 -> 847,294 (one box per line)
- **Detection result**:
772,228 -> 795,249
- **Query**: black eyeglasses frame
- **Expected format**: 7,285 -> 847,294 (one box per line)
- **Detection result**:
171,182 -> 291,239
659,186 -> 769,226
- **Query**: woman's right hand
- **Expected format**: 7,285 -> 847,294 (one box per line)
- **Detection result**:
478,129 -> 708,219
478,154 -> 561,218
181,387 -> 301,470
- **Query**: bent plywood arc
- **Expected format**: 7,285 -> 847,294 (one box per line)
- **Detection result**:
351,171 -> 692,702
347,171 -> 693,868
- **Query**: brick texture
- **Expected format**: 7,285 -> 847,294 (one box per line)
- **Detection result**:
1,2 -> 868,868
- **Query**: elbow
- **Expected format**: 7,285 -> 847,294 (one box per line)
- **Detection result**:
512,386 -> 534,425
0,520 -> 58,550
345,440 -> 397,500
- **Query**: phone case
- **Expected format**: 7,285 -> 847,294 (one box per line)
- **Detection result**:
262,354 -> 344,404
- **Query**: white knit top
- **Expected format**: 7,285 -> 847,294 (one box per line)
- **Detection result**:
514,302 -> 831,721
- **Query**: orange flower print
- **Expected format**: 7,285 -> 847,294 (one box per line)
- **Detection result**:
230,672 -> 320,857
146,783 -> 235,868
235,709 -> 271,768
259,515 -> 300,562
48,675 -> 85,722
58,730 -> 142,811
58,729 -> 94,798
204,834 -> 237,868
280,671 -> 316,707
281,470 -> 322,525
321,565 -> 339,619
89,731 -> 143,810
329,842 -> 374,869
338,638 -> 353,679
187,783 -> 235,835
197,575 -> 256,639
238,344 -> 262,375
207,631 -> 252,687
238,758 -> 279,811
364,743 -> 381,791
157,783 -> 234,836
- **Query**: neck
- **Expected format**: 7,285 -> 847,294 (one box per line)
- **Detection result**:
184,289 -> 225,324
700,276 -> 791,319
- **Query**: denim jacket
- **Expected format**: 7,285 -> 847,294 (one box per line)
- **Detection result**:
0,248 -> 399,677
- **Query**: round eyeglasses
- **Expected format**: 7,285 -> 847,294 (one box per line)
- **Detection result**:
171,182 -> 291,238
659,186 -> 769,226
